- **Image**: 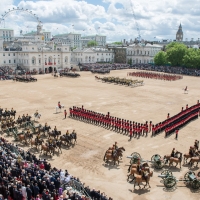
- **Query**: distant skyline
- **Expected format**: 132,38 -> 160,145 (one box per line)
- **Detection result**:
0,0 -> 200,42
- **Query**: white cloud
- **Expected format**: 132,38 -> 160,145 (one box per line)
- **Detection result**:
0,0 -> 200,42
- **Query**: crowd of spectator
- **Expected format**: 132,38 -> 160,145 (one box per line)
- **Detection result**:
132,64 -> 200,76
0,137 -> 113,200
0,66 -> 14,80
80,63 -> 130,71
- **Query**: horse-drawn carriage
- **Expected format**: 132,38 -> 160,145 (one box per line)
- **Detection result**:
97,76 -> 144,87
14,75 -> 37,82
158,170 -> 200,190
60,72 -> 80,78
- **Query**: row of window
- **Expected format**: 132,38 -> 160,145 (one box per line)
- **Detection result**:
4,60 -> 16,64
72,58 -> 112,62
3,53 -> 15,56
127,59 -> 154,64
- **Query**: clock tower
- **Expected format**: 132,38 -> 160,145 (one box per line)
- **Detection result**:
176,24 -> 183,41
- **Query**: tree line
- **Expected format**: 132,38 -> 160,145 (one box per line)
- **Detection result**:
154,42 -> 200,69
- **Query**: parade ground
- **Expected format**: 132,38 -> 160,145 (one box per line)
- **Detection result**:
0,70 -> 200,200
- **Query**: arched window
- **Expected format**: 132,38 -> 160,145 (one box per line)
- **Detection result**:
32,57 -> 36,65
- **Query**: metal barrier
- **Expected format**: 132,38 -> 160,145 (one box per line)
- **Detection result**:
62,179 -> 91,199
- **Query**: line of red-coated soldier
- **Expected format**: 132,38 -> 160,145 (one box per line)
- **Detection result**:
128,71 -> 183,81
152,100 -> 200,137
69,101 -> 200,138
69,106 -> 150,138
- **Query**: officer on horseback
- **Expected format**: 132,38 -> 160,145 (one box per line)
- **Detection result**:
136,159 -> 143,174
48,138 -> 53,147
58,101 -> 61,109
54,126 -> 57,135
189,146 -> 194,157
114,142 -> 118,150
171,148 -> 175,157
194,140 -> 199,150
35,134 -> 40,143
141,168 -> 148,182
65,130 -> 69,137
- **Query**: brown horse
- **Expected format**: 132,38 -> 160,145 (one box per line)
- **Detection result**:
127,163 -> 150,182
106,147 -> 125,158
17,133 -> 32,145
30,138 -> 44,149
169,153 -> 182,168
134,171 -> 153,189
40,143 -> 55,156
103,148 -> 121,165
128,162 -> 150,173
189,155 -> 200,167
183,147 -> 197,163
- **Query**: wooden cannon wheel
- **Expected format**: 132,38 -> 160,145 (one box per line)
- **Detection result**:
130,152 -> 141,164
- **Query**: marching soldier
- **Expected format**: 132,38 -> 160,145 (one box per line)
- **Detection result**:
5,108 -> 8,113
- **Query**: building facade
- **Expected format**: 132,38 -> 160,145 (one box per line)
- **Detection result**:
126,43 -> 162,64
107,45 -> 127,63
71,48 -> 114,64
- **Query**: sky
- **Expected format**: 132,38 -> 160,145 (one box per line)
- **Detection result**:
0,0 -> 200,42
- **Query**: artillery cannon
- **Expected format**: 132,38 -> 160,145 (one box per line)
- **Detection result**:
127,152 -> 142,164
158,170 -> 200,190
151,154 -> 165,169
127,153 -> 164,168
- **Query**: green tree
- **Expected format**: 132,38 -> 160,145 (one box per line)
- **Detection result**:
154,51 -> 167,66
87,40 -> 98,47
166,42 -> 187,66
183,48 -> 200,69
112,41 -> 122,45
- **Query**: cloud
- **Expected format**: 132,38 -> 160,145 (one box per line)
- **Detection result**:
0,0 -> 200,42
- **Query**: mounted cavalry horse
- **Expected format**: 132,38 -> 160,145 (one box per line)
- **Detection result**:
47,139 -> 62,154
103,148 -> 122,165
33,112 -> 41,121
30,138 -> 44,149
164,151 -> 183,168
59,132 -> 77,146
184,146 -> 198,163
17,132 -> 33,145
133,170 -> 153,189
55,105 -> 65,113
40,125 -> 51,137
48,130 -> 61,139
189,153 -> 200,167
106,147 -> 125,159
40,143 -> 55,156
